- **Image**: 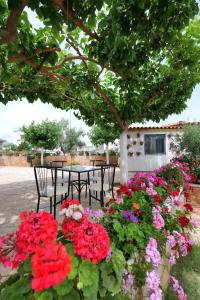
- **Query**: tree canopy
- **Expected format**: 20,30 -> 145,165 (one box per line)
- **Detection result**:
89,124 -> 119,146
21,120 -> 61,150
0,0 -> 200,132
59,118 -> 85,154
170,124 -> 200,158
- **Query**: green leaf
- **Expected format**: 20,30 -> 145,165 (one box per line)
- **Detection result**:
68,255 -> 79,280
79,260 -> 99,300
58,289 -> 80,300
35,291 -> 53,300
53,278 -> 73,296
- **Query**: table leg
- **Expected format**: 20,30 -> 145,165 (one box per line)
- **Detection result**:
53,168 -> 57,219
78,172 -> 81,202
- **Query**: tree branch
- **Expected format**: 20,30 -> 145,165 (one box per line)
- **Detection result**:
0,0 -> 29,44
93,83 -> 126,130
52,0 -> 99,40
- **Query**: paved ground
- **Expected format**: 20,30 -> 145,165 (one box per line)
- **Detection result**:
0,166 -> 117,235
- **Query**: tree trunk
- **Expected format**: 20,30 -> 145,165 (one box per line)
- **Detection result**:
106,143 -> 109,164
41,148 -> 44,165
120,130 -> 128,184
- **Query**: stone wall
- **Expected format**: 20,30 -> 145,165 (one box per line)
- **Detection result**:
0,156 -> 30,167
44,155 -> 118,166
0,155 -> 118,167
189,184 -> 200,205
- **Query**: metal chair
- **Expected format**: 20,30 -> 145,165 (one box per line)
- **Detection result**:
34,166 -> 68,218
88,164 -> 116,207
50,160 -> 68,185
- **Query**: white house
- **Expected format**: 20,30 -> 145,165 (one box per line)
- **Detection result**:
126,121 -> 193,173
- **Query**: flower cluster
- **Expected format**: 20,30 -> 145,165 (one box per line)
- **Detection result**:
169,276 -> 187,300
31,242 -> 71,291
73,222 -> 110,264
145,238 -> 161,268
152,206 -> 165,230
146,270 -> 162,300
122,268 -> 134,294
122,210 -> 138,223
167,231 -> 193,266
61,199 -> 110,264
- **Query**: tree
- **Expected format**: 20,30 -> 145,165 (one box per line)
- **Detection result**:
170,124 -> 200,158
0,1 -> 199,182
21,120 -> 61,164
59,118 -> 85,156
89,124 -> 119,163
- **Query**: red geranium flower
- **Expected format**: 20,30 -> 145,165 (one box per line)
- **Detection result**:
171,189 -> 180,197
62,214 -> 88,240
73,222 -> 110,264
31,241 -> 71,291
116,185 -> 132,198
184,191 -> 190,199
190,173 -> 196,183
16,211 -> 58,257
179,216 -> 190,227
184,203 -> 193,212
133,202 -> 139,210
153,194 -> 161,204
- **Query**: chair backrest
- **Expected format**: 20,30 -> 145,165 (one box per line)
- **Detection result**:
98,164 -> 116,190
34,166 -> 58,197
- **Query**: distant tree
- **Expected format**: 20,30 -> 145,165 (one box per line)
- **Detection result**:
17,141 -> 32,152
21,120 -> 61,164
89,125 -> 119,163
170,124 -> 200,158
58,119 -> 85,159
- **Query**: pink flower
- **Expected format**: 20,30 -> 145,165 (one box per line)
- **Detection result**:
146,187 -> 157,196
152,207 -> 165,230
145,238 -> 161,268
116,197 -> 123,204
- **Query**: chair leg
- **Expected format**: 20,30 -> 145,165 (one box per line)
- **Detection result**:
85,184 -> 88,198
54,203 -> 56,219
36,196 -> 40,213
71,184 -> 74,199
50,197 -> 52,214
100,191 -> 104,207
61,194 -> 63,204
89,190 -> 92,207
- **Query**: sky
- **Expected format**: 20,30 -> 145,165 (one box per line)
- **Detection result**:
0,83 -> 199,144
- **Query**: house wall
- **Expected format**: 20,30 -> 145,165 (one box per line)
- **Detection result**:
127,130 -> 180,172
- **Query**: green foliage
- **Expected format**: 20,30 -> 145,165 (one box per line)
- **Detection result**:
79,260 -> 99,300
100,249 -> 125,295
89,124 -> 119,146
171,124 -> 200,158
21,120 -> 61,150
59,119 -> 85,154
0,1 -> 199,131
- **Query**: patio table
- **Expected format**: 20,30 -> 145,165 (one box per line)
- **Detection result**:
61,165 -> 107,203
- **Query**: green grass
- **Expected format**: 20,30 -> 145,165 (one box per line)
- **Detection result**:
165,244 -> 200,300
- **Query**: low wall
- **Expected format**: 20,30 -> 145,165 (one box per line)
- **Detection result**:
189,184 -> 200,205
0,155 -> 118,167
44,155 -> 118,166
0,156 -> 30,167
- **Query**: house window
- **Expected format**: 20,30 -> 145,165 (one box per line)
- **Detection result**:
144,134 -> 166,155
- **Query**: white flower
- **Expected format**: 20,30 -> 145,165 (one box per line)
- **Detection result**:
65,208 -> 73,217
59,208 -> 67,216
73,211 -> 82,220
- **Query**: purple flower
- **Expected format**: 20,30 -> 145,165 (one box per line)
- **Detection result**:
84,208 -> 104,222
169,276 -> 187,300
122,268 -> 134,292
122,210 -> 138,223
146,270 -> 162,300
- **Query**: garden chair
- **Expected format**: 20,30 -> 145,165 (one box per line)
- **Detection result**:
88,164 -> 116,207
34,166 -> 68,218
